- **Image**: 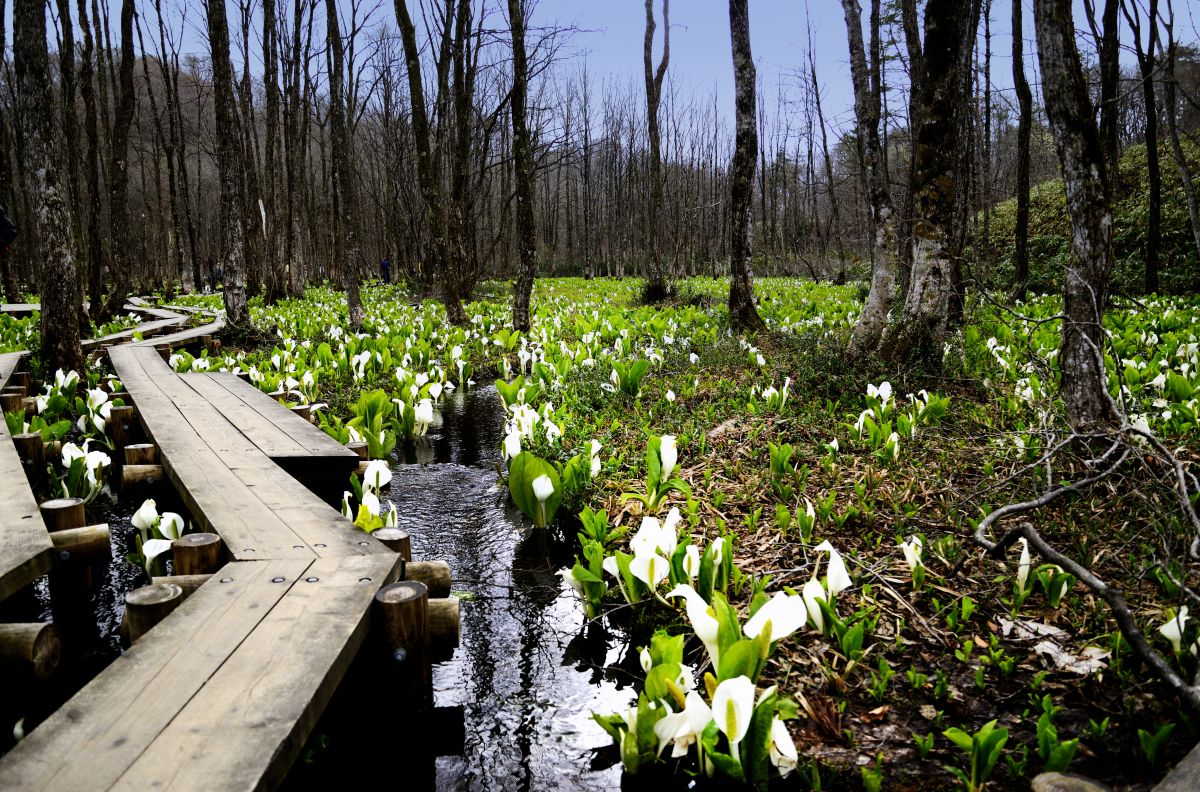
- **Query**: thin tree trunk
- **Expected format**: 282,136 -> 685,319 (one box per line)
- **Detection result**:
14,0 -> 84,374
394,0 -> 465,324
1123,0 -> 1161,293
1034,0 -> 1120,430
843,0 -> 897,354
1012,0 -> 1033,300
95,0 -> 135,324
508,0 -> 536,331
1160,21 -> 1200,263
726,0 -> 764,331
325,0 -> 363,329
642,0 -> 669,302
207,0 -> 250,328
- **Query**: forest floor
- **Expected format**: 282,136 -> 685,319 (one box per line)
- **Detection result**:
152,278 -> 1200,789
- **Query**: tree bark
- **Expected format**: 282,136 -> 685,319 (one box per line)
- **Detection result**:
1160,23 -> 1200,263
1012,0 -> 1033,300
95,0 -> 135,324
843,0 -> 897,354
207,0 -> 250,328
14,0 -> 84,374
642,0 -> 669,302
508,0 -> 537,331
1034,0 -> 1121,430
394,0 -> 465,325
1123,0 -> 1161,293
325,0 -> 363,329
882,0 -> 977,366
726,0 -> 764,331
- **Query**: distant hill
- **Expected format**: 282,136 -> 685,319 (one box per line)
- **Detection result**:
985,139 -> 1200,295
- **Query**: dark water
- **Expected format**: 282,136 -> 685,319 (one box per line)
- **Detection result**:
379,385 -> 638,791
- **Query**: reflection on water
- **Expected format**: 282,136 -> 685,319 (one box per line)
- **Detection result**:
382,385 -> 638,791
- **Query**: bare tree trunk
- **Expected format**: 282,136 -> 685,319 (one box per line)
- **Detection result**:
896,0 -> 922,299
642,0 -> 669,302
883,0 -> 977,366
1012,0 -> 1033,300
263,0 -> 283,301
325,0 -> 363,329
394,0 -> 465,324
508,0 -> 536,331
726,0 -> 764,331
95,0 -> 136,324
1034,0 -> 1120,430
1160,16 -> 1200,263
14,0 -> 84,374
208,0 -> 250,328
1123,0 -> 1161,293
843,0 -> 897,354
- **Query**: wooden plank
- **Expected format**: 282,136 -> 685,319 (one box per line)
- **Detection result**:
0,560 -> 312,791
1157,742 -> 1200,791
109,347 -> 315,560
112,554 -> 400,792
134,316 -> 224,348
180,373 -> 310,458
83,315 -> 188,350
0,372 -> 54,602
111,347 -> 386,559
206,372 -> 358,461
0,350 -> 25,386
0,303 -> 39,317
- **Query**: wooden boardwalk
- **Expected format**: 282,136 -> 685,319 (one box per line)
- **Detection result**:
0,300 -> 433,789
0,303 -> 39,318
185,371 -> 358,483
0,554 -> 400,791
0,352 -> 54,603
110,345 -> 384,560
0,324 -> 413,789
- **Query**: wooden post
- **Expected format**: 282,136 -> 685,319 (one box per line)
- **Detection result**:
151,574 -> 213,598
125,583 -> 185,642
428,598 -> 460,662
122,464 -> 164,489
123,443 -> 159,465
50,525 -> 112,564
21,396 -> 36,419
347,441 -> 368,460
373,528 -> 411,560
235,370 -> 251,383
374,581 -> 431,703
1,389 -> 24,412
12,432 -> 45,486
12,371 -> 31,391
0,623 -> 62,680
404,560 -> 452,598
289,404 -> 311,422
109,404 -> 136,451
156,344 -> 173,363
39,498 -> 85,532
172,533 -> 223,575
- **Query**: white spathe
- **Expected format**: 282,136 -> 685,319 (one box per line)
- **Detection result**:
363,459 -> 392,492
667,584 -> 721,666
711,676 -> 756,763
659,435 -> 678,481
743,591 -> 807,644
132,499 -> 159,533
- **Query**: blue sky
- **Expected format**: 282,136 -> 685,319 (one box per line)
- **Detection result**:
10,0 -> 1191,134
